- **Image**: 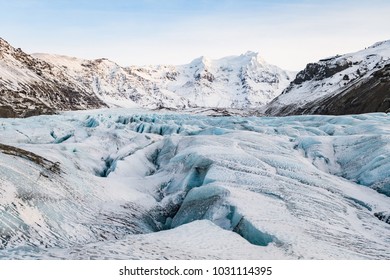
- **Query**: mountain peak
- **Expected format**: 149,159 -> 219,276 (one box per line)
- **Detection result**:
189,55 -> 211,67
237,51 -> 267,65
1,36 -> 292,116
242,50 -> 258,57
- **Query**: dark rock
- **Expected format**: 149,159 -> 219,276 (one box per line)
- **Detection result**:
0,37 -> 108,118
194,70 -> 215,82
374,212 -> 390,225
266,61 -> 390,116
293,59 -> 352,85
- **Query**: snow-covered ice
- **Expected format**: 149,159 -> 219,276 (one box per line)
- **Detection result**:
0,109 -> 389,259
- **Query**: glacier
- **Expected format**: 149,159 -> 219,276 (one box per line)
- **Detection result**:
0,109 -> 389,259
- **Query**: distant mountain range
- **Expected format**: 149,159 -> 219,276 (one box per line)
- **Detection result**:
33,51 -> 293,110
1,37 -> 389,117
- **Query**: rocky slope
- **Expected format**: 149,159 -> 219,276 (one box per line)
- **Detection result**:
0,37 -> 294,117
264,40 -> 390,115
0,38 -> 106,118
3,36 -> 390,118
34,51 -> 294,110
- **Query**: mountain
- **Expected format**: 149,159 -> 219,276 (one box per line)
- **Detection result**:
3,36 -> 390,118
0,38 -> 106,118
128,52 -> 294,109
33,51 -> 294,110
264,40 -> 390,115
0,36 -> 294,117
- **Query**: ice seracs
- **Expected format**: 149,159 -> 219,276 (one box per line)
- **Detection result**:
0,109 -> 389,259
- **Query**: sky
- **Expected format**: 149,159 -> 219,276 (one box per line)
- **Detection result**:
1,0 -> 390,70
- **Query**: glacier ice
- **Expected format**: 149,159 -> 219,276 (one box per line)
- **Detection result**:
0,109 -> 390,259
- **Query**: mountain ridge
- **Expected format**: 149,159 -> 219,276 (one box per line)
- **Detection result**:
264,40 -> 390,115
1,36 -> 294,117
2,37 -> 390,117
33,50 -> 294,110
0,37 -> 107,117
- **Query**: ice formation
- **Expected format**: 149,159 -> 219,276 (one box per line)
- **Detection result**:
0,109 -> 389,259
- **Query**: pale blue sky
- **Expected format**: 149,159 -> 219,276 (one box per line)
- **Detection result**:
1,0 -> 390,70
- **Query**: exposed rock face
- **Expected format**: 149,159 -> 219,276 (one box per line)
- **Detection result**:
374,212 -> 390,225
34,51 -> 294,110
308,63 -> 390,115
1,37 -> 294,118
293,57 -> 352,85
0,38 -> 107,118
3,36 -> 390,118
264,41 -> 390,116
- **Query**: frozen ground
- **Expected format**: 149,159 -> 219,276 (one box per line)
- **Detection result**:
0,109 -> 389,259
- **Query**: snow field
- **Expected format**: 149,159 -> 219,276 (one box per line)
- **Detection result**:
0,109 -> 389,259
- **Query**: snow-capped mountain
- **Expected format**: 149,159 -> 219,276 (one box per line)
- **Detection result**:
264,40 -> 390,115
0,36 -> 293,117
31,53 -> 187,109
127,52 -> 293,108
33,51 -> 294,110
0,38 -> 106,118
3,36 -> 390,118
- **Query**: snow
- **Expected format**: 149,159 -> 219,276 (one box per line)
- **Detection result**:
0,109 -> 390,259
265,40 -> 390,114
0,54 -> 42,87
32,51 -> 294,110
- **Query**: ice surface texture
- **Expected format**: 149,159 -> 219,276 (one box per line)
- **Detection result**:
0,109 -> 389,259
